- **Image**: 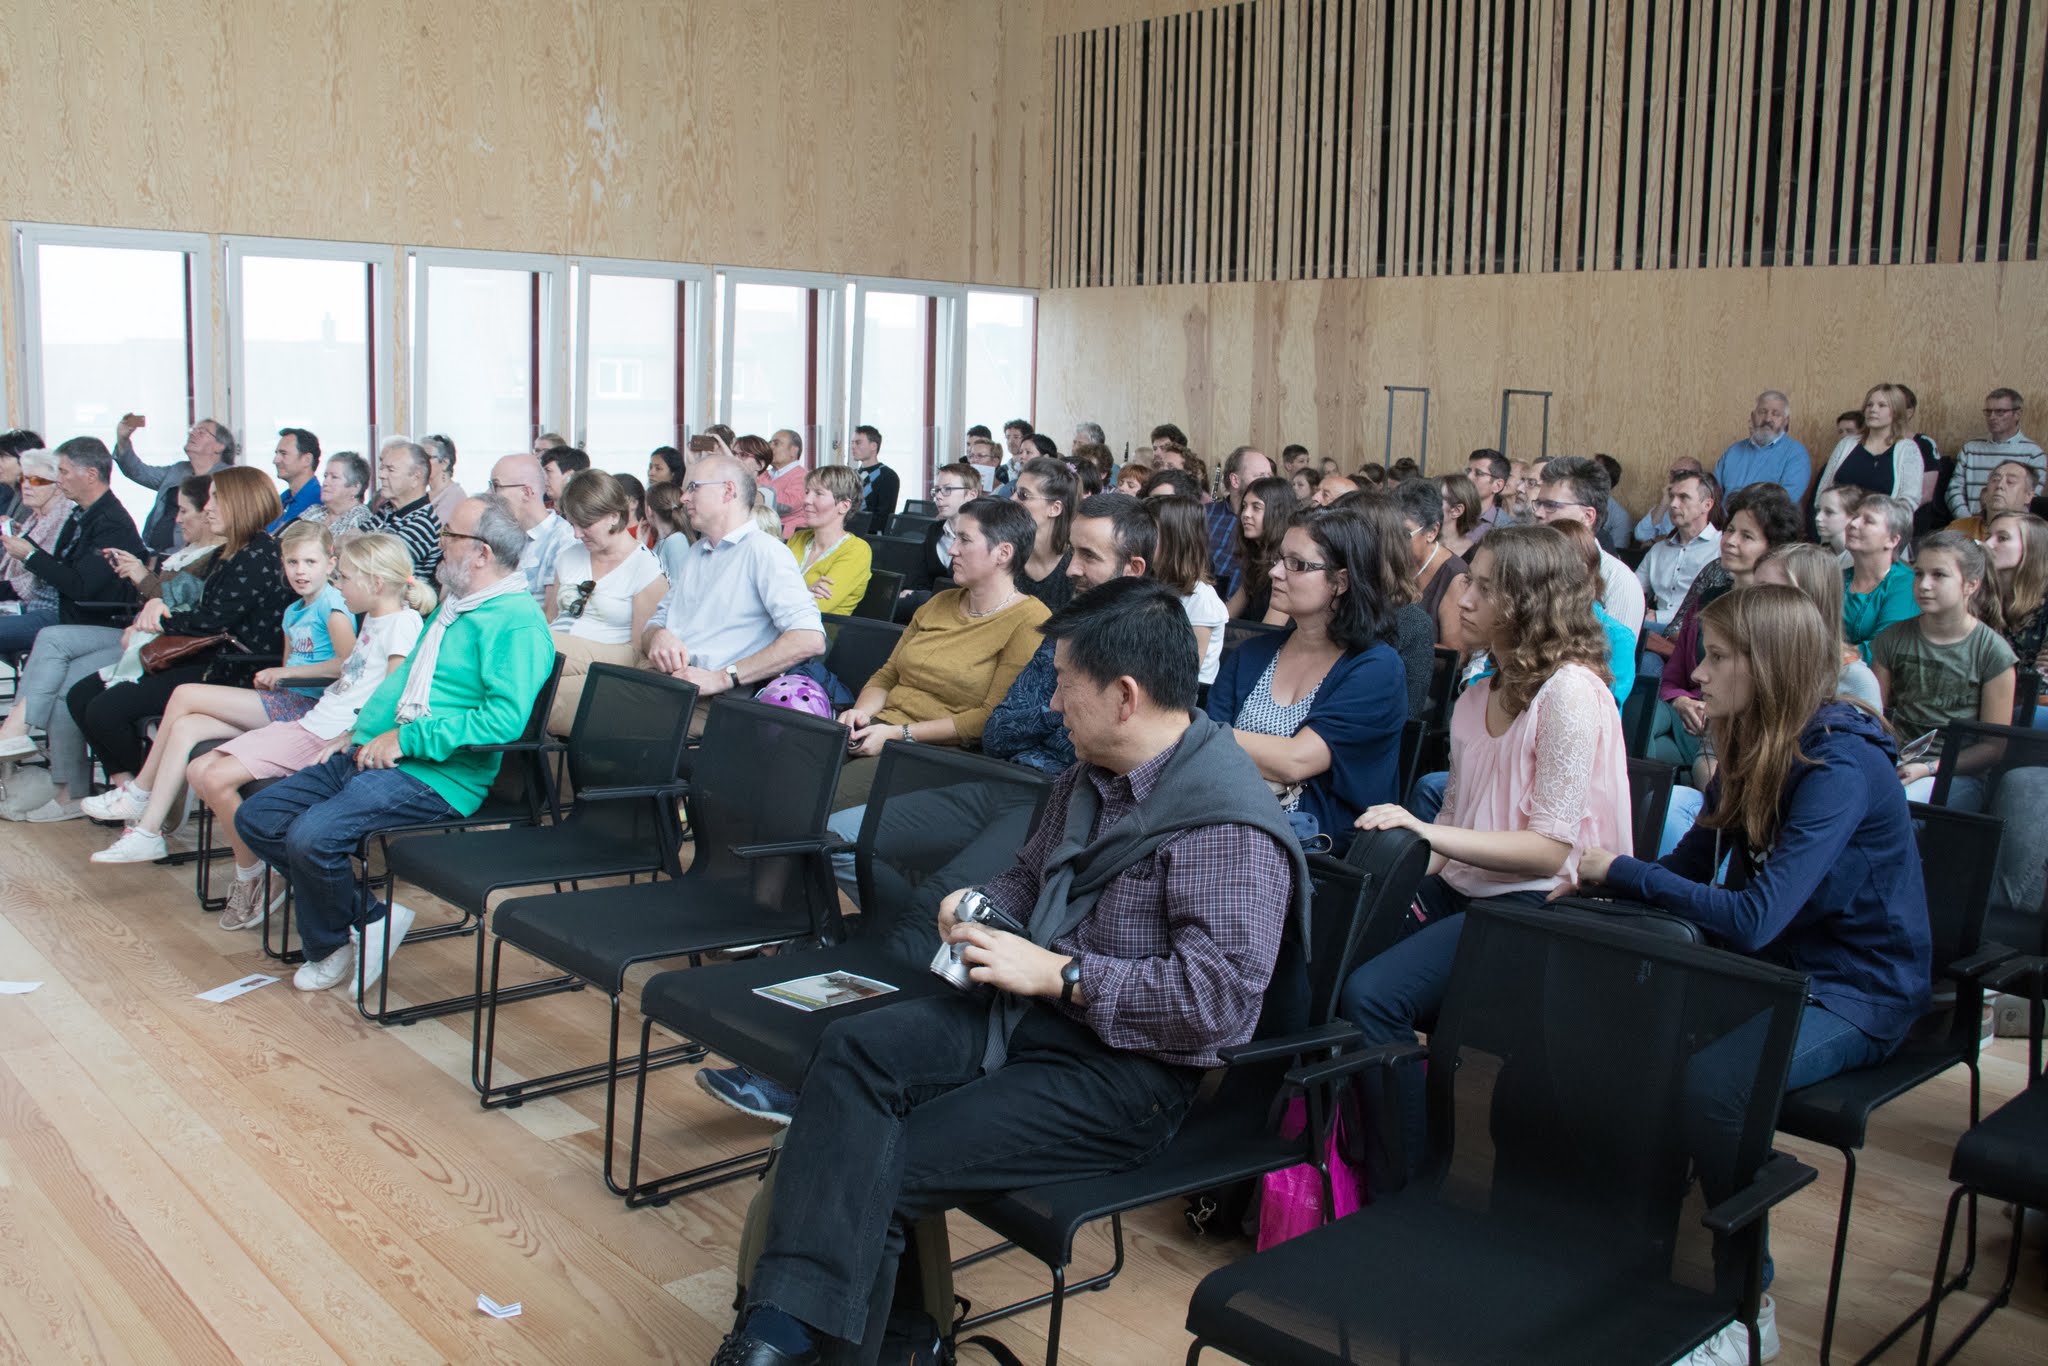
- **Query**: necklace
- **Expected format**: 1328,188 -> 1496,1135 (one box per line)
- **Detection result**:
963,588 -> 1021,619
1412,543 -> 1441,583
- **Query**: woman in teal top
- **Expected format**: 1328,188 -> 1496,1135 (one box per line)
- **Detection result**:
1842,495 -> 1918,662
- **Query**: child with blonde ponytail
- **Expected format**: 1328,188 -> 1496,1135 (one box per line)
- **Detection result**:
86,534 -> 434,932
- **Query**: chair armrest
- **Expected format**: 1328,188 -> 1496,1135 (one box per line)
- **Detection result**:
1701,1153 -> 1817,1236
1984,954 -> 2045,995
1216,1021 -> 1361,1068
1285,1039 -> 1428,1090
731,836 -> 857,861
575,781 -> 688,803
1951,943 -> 2018,982
460,737 -> 567,755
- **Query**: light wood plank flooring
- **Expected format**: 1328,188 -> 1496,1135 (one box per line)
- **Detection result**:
0,812 -> 2042,1364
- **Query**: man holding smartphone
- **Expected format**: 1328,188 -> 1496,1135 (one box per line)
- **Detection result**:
112,412 -> 236,554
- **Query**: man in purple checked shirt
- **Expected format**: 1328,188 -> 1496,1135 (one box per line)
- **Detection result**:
715,577 -> 1307,1366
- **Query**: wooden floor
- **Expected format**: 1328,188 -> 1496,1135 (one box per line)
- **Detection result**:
0,812 -> 2043,1366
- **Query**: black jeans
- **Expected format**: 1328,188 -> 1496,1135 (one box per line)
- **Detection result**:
748,991 -> 1201,1357
65,663 -> 210,777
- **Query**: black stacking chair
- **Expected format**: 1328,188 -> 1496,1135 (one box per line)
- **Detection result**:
1223,618 -> 1286,653
477,696 -> 848,1194
865,534 -> 928,583
852,569 -> 904,621
623,744 -> 1050,1206
1185,904 -> 1817,1366
1929,719 -> 2048,954
821,614 -> 904,698
1863,954 -> 2046,1365
955,830 -> 1430,1366
845,510 -> 872,536
889,511 -> 940,540
1776,802 -> 2014,1365
1626,756 -> 1676,861
899,498 -> 937,518
360,665 -> 696,1024
252,654 -> 566,958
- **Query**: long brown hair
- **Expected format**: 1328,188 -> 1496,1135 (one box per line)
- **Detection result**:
209,465 -> 283,559
1915,529 -> 2005,633
1476,523 -> 1612,715
1235,475 -> 1298,604
1990,511 -> 2048,629
1145,495 -> 1212,596
1698,585 -> 1839,850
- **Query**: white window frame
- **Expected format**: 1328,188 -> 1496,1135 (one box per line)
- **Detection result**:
222,234 -> 396,450
569,255 -> 711,446
848,276 -> 967,478
407,246 -> 568,442
716,266 -> 847,458
11,221 -> 216,438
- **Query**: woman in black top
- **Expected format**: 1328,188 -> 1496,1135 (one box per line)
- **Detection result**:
66,466 -> 296,793
1011,456 -> 1076,613
1816,382 -> 1925,502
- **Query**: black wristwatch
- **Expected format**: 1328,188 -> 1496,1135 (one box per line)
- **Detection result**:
1059,958 -> 1083,1006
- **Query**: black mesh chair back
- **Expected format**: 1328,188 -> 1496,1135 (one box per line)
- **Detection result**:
900,498 -> 936,517
1929,718 -> 2048,946
1425,646 -> 1458,724
865,534 -> 927,582
850,742 -> 1054,964
562,663 -> 698,864
888,511 -> 940,540
476,651 -> 567,821
2013,667 -> 2041,726
1626,756 -> 1676,860
1185,905 -> 1812,1366
1223,618 -> 1286,653
683,695 -> 849,912
822,615 -> 904,697
845,510 -> 872,536
851,568 -> 903,620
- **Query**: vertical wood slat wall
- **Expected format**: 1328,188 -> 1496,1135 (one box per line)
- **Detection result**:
1048,0 -> 2048,287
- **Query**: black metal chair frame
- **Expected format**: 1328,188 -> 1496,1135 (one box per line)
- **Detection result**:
354,662 -> 687,1025
851,569 -> 904,621
1626,755 -> 1676,862
821,614 -> 905,699
1777,801 -> 2015,1366
621,744 -> 1051,1209
470,696 -> 848,1199
951,832 -> 1433,1365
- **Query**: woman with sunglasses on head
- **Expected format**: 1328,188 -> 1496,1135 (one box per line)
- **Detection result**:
544,470 -> 667,735
1205,508 -> 1408,846
0,447 -> 76,658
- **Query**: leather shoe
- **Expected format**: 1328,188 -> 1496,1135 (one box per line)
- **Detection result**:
709,1329 -> 820,1366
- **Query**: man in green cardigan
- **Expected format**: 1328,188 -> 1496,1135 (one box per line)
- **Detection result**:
236,495 -> 555,997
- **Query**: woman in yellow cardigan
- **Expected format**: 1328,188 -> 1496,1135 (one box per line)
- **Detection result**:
786,463 -> 873,616
832,496 -> 1049,809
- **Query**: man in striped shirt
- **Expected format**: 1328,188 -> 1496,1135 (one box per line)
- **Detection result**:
373,437 -> 443,579
1947,387 -> 2044,519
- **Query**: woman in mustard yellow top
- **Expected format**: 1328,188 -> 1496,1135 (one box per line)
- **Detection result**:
833,496 -> 1049,808
786,464 -> 874,617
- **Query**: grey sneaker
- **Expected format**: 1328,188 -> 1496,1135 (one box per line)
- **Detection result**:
218,874 -> 267,931
0,768 -> 55,820
22,797 -> 84,824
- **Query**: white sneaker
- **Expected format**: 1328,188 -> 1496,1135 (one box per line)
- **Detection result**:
81,783 -> 147,823
1678,1296 -> 1778,1365
90,826 -> 168,864
352,902 -> 417,1000
293,944 -> 356,992
21,797 -> 83,824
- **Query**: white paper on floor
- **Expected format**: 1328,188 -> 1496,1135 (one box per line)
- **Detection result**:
0,981 -> 42,994
477,1295 -> 523,1318
195,973 -> 278,1003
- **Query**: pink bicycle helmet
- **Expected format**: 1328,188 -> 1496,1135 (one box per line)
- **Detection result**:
755,672 -> 833,718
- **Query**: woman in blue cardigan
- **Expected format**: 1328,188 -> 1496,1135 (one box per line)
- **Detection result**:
1205,507 -> 1408,845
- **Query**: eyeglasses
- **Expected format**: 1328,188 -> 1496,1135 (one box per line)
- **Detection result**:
933,484 -> 973,495
1278,555 -> 1330,574
1984,407 -> 2020,416
1533,498 -> 1592,515
561,580 -> 596,619
1011,487 -> 1045,503
684,479 -> 733,494
437,529 -> 488,545
487,479 -> 535,494
20,476 -> 53,488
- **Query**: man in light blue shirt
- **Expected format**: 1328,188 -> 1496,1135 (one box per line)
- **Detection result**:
640,453 -> 825,699
1712,390 -> 1811,502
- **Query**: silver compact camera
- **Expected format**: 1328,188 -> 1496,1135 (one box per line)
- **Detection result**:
930,888 -> 1026,989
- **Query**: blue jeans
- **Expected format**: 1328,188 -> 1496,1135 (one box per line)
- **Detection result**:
0,605 -> 58,657
234,751 -> 456,962
1405,770 -> 1448,822
1662,784 -> 1705,857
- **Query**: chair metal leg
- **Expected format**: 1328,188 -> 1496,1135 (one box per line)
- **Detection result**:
1817,1146 -> 1859,1366
1924,1196 -> 2028,1366
1184,1343 -> 1203,1365
620,1014 -> 770,1207
260,868 -> 304,965
954,1214 -> 1127,1335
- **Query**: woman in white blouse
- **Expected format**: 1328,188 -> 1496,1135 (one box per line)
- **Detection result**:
545,469 -> 668,734
1814,382 -> 1925,504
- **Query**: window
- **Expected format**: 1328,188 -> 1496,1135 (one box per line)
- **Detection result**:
725,280 -> 811,442
14,225 -> 212,528
409,249 -> 565,457
851,285 -> 954,500
226,238 -> 392,464
572,262 -> 707,472
964,290 -> 1036,436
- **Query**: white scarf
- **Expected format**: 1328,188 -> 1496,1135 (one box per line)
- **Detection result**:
395,573 -> 527,723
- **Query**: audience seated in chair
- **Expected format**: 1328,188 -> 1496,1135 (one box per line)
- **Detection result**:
785,463 -> 873,618
831,496 -> 1047,811
112,412 -> 234,555
233,496 -> 555,997
372,437 -> 444,579
307,450 -> 379,541
1205,508 -> 1409,849
61,467 -> 299,823
542,469 -> 667,736
637,452 -> 825,711
83,534 -> 431,935
1568,585 -> 1931,1366
893,461 -> 980,621
711,577 -> 1305,1366
490,452 -> 576,603
1876,532 -> 2015,806
0,446 -> 76,660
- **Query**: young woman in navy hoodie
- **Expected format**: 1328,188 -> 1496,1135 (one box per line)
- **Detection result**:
1571,583 -> 1930,1363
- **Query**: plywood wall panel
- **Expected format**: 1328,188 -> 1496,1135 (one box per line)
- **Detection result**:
1036,260 -> 2048,511
2,0 -> 1042,286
